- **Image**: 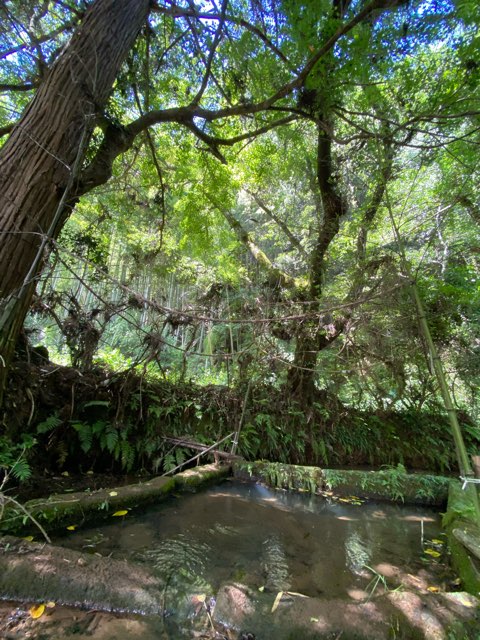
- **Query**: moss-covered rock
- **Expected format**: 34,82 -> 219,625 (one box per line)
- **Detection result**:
174,462 -> 231,491
233,461 -> 450,505
443,481 -> 480,596
0,463 -> 230,535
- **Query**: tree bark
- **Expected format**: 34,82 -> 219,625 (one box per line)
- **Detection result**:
0,0 -> 151,402
287,120 -> 347,397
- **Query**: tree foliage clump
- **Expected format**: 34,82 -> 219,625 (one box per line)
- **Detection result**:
0,0 -> 479,474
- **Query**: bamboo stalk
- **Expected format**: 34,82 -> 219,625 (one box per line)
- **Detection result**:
385,193 -> 480,523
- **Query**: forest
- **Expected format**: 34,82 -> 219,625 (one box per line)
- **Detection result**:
1,0 -> 480,638
1,0 -> 479,480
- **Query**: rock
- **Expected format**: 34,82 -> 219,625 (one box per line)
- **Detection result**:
213,582 -> 480,640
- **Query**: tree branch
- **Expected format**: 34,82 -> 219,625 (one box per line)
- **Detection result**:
154,2 -> 296,71
190,0 -> 228,106
0,82 -> 37,92
0,17 -> 81,60
216,205 -> 301,290
245,188 -> 308,259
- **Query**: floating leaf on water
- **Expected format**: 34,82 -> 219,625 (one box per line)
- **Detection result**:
427,586 -> 440,592
46,601 -> 56,608
271,591 -> 284,613
109,491 -> 118,497
29,604 -> 45,619
66,525 -> 77,531
112,510 -> 128,517
424,548 -> 441,558
22,536 -> 34,542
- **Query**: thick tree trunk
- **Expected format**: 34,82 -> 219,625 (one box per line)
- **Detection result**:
0,0 -> 150,402
287,332 -> 319,399
288,121 -> 347,398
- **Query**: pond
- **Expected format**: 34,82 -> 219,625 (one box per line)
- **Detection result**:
54,478 -> 452,638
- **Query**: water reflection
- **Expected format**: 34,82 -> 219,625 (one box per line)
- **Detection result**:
59,479 -> 443,604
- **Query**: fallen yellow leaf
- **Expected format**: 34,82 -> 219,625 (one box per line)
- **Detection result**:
112,510 -> 128,517
29,604 -> 45,619
424,548 -> 441,558
431,539 -> 444,545
427,586 -> 440,592
66,525 -> 77,531
86,470 -> 94,475
271,591 -> 284,613
22,535 -> 34,542
258,586 -> 265,592
61,471 -> 69,477
191,594 -> 206,604
109,491 -> 118,497
46,601 -> 56,608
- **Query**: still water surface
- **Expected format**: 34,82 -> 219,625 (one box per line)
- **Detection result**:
60,479 -> 444,605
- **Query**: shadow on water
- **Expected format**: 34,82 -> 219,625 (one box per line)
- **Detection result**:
52,478 -> 455,638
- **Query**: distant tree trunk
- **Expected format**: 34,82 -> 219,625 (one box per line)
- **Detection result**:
0,0 -> 150,403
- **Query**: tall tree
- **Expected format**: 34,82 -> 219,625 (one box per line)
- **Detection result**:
0,0 -> 469,406
0,0 -> 151,398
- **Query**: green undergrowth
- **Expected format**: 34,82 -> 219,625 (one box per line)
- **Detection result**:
3,362 -> 479,481
234,460 -> 450,505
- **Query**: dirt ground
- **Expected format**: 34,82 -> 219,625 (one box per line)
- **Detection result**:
0,601 -> 235,640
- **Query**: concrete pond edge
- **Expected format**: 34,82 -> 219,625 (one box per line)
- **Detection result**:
232,460 -> 451,505
0,460 -> 479,637
2,460 -> 480,600
232,460 -> 480,599
0,462 -> 231,536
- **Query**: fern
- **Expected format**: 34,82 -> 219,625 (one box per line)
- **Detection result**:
72,421 -> 93,453
102,426 -> 119,453
163,452 -> 176,472
9,457 -> 32,481
175,447 -> 186,467
82,400 -> 110,408
36,413 -> 62,434
92,420 -> 109,435
120,441 -> 135,471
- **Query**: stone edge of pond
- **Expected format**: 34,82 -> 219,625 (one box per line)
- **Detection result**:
232,460 -> 450,506
0,462 -> 231,536
443,480 -> 480,596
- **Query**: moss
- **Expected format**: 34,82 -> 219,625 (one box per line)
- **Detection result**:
443,481 -> 480,596
0,465 -> 229,535
233,461 -> 324,494
232,461 -> 449,505
174,463 -> 231,491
